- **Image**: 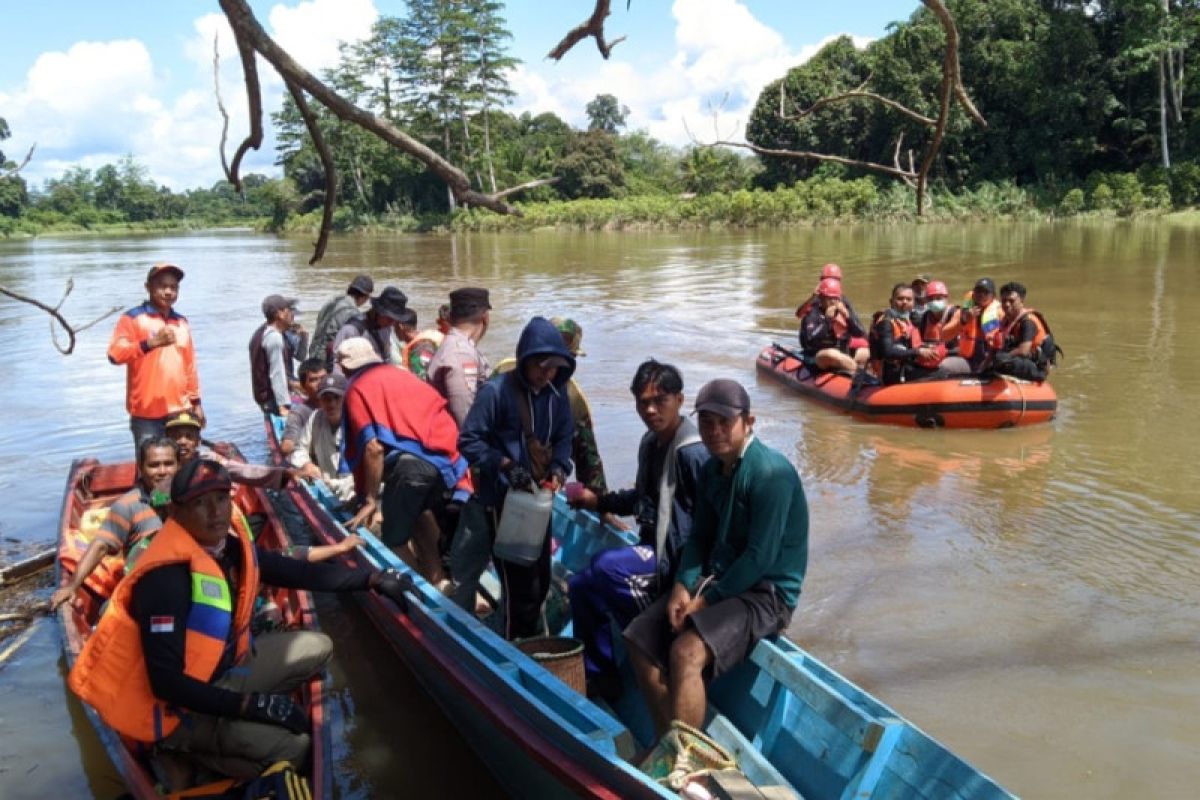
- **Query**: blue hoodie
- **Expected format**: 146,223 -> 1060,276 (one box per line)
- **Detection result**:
459,316 -> 576,508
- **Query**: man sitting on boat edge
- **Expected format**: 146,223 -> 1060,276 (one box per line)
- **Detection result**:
67,459 -> 409,788
566,359 -> 709,701
623,379 -> 808,737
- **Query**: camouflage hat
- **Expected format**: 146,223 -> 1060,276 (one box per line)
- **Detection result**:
550,317 -> 586,357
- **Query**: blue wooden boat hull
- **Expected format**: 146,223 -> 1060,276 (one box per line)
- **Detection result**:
267,415 -> 1015,799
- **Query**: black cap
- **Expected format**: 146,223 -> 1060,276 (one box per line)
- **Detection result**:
262,294 -> 297,320
316,372 -> 347,397
693,379 -> 751,419
371,286 -> 408,320
449,287 -> 491,319
348,274 -> 374,296
973,278 -> 996,295
171,458 -> 231,504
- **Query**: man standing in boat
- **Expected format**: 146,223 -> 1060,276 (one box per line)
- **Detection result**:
250,294 -> 300,416
427,287 -> 493,426
107,263 -> 203,455
454,316 -> 575,639
67,458 -> 409,786
338,337 -> 471,587
309,273 -> 374,368
566,359 -> 709,699
624,379 -> 808,737
331,286 -> 409,368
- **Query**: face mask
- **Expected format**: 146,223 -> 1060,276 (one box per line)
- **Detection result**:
926,299 -> 947,313
893,309 -> 911,320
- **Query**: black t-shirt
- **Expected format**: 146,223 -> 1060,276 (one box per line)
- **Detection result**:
131,534 -> 371,719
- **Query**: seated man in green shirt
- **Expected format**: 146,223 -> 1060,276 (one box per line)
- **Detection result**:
623,379 -> 809,737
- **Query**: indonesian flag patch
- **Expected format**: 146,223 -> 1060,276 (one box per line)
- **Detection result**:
150,615 -> 175,633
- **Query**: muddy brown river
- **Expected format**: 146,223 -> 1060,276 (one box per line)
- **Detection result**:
1,221 -> 1196,798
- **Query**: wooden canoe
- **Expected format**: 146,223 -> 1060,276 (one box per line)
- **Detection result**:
54,451 -> 333,799
266,415 -> 1015,798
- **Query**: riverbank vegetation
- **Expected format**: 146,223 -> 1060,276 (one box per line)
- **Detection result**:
3,0 -> 1199,238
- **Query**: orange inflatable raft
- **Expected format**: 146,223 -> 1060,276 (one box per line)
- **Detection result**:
756,343 -> 1056,429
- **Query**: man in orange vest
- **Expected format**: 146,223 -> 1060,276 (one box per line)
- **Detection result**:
992,282 -> 1055,381
68,459 -> 409,784
108,263 -> 203,456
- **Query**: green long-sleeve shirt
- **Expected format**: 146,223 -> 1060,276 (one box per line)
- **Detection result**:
675,437 -> 808,609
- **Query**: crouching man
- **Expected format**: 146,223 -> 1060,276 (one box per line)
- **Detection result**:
68,459 -> 408,784
623,379 -> 809,737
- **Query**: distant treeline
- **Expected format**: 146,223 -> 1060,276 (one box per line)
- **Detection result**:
2,0 -> 1199,237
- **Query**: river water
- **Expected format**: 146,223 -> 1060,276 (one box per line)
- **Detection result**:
0,222 -> 1197,798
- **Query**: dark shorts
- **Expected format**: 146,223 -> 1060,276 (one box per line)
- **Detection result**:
623,580 -> 792,678
380,454 -> 446,547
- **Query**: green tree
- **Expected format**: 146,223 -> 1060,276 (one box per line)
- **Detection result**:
585,93 -> 629,133
0,116 -> 30,217
556,130 -> 625,198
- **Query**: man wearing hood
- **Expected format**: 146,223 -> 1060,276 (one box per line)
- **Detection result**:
453,316 -> 575,639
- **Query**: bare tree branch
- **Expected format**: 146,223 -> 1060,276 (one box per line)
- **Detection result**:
706,0 -> 986,216
213,34 -> 232,182
284,78 -> 336,265
0,143 -> 36,179
0,280 -> 122,356
217,0 -> 522,263
547,0 -> 627,61
779,75 -> 938,127
712,139 -> 918,182
227,23 -> 263,193
489,177 -> 560,202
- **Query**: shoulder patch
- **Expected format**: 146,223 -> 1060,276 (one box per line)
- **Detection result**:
150,615 -> 175,633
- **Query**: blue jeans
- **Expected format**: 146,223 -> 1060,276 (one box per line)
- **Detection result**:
568,545 -> 659,680
449,498 -> 495,612
129,416 -> 166,458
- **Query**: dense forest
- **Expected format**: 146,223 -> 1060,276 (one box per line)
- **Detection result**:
2,0 -> 1198,236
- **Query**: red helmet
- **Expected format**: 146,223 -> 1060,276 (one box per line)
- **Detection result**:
817,277 -> 842,298
926,280 -> 948,299
820,263 -> 843,280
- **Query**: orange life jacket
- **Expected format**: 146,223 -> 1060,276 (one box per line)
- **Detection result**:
992,308 -> 1049,355
958,299 -> 1003,363
869,313 -> 930,374
68,518 -> 259,743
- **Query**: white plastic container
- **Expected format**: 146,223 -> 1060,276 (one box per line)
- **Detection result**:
493,487 -> 553,565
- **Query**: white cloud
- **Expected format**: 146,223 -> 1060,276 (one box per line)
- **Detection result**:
3,1 -> 378,190
510,0 -> 872,148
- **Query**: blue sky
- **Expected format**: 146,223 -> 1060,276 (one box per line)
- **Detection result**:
0,1 -> 919,191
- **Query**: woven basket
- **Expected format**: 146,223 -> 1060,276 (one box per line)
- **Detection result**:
516,636 -> 586,695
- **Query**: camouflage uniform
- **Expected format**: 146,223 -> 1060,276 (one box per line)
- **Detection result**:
427,327 -> 491,426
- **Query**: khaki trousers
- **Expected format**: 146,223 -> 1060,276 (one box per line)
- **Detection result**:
160,630 -> 332,779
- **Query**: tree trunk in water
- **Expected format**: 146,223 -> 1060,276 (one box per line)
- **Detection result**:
443,121 -> 457,211
1160,50 -> 1171,169
483,107 -> 497,195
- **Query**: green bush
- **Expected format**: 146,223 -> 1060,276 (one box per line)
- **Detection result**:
1107,173 -> 1144,215
1169,162 -> 1200,207
1059,188 -> 1086,215
1089,182 -> 1114,211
